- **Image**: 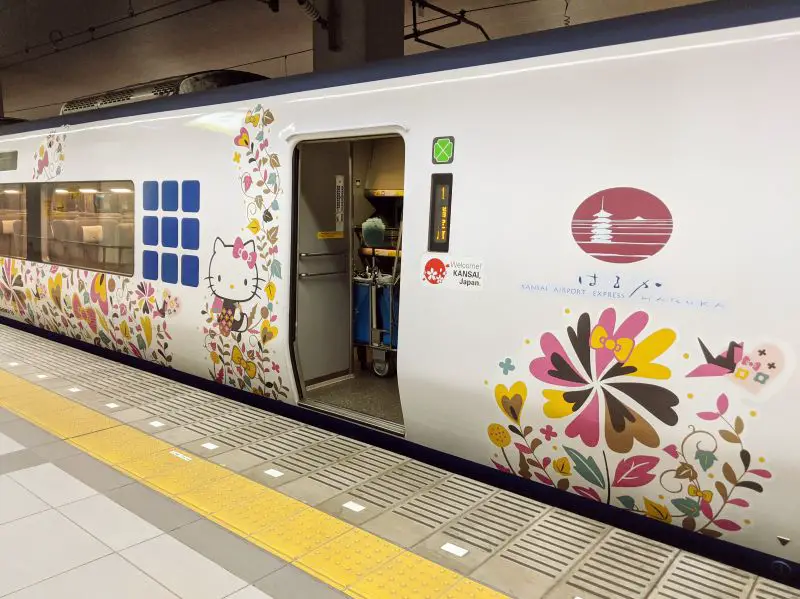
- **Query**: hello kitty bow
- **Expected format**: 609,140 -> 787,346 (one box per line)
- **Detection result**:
590,325 -> 634,362
232,237 -> 257,269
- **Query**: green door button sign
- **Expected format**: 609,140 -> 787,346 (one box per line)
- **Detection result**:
432,136 -> 455,164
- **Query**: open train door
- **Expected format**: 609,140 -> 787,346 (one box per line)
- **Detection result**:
291,140 -> 353,394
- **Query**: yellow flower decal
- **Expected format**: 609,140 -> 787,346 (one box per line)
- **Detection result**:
233,152 -> 241,163
48,273 -> 63,308
494,381 -> 527,425
625,328 -> 676,380
247,219 -> 261,235
265,281 -> 276,301
210,351 -> 221,364
553,457 -> 572,476
119,320 -> 131,339
141,316 -> 153,347
487,423 -> 511,448
260,321 -> 278,344
643,498 -> 672,523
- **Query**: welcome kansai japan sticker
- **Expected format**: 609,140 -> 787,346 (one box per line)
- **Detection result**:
421,255 -> 483,290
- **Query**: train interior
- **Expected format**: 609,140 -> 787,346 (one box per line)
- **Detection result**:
292,135 -> 405,434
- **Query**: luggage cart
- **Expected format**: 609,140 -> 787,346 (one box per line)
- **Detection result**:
353,226 -> 401,378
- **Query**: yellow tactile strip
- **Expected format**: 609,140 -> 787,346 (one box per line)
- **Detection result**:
0,371 -> 510,599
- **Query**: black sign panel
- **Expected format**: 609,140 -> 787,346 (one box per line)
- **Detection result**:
428,173 -> 453,252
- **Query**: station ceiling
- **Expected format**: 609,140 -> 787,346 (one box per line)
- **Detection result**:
0,0 -> 711,120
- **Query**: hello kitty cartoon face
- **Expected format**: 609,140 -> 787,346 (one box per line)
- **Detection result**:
207,237 -> 262,303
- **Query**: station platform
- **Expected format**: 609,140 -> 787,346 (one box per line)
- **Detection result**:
0,324 -> 798,599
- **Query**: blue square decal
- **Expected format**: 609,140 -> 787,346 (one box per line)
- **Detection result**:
162,217 -> 178,248
181,218 -> 199,250
162,180 -> 179,211
142,216 -> 159,246
182,181 -> 200,212
161,253 -> 178,284
143,251 -> 158,280
181,255 -> 200,287
143,181 -> 158,211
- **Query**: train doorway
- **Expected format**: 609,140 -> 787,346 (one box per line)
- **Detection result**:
291,135 -> 405,434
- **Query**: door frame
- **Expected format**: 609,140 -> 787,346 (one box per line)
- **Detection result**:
286,126 -> 406,404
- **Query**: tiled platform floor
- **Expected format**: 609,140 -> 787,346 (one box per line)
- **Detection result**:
0,410 -> 346,599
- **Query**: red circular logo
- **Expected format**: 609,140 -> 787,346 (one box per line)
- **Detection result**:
423,258 -> 447,284
571,187 -> 673,264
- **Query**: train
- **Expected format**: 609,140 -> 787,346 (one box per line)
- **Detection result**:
1,0 -> 799,579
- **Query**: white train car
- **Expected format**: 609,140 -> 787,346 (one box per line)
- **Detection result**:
1,0 -> 799,580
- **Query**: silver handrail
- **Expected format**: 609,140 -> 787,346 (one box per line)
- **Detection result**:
299,251 -> 347,258
299,270 -> 347,278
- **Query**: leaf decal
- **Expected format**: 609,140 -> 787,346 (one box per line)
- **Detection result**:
719,430 -> 741,444
701,529 -> 723,538
509,425 -> 523,436
270,259 -> 282,280
734,416 -> 744,434
697,412 -> 720,421
728,498 -> 749,508
716,393 -> 729,415
541,456 -> 551,469
675,463 -> 697,480
682,516 -> 696,531
617,495 -> 635,509
563,446 -> 605,489
269,153 -> 281,168
523,426 -> 533,436
713,519 -> 741,532
263,109 -> 275,124
530,438 -> 543,451
557,478 -> 570,491
553,457 -> 571,476
700,500 -> 714,520
247,219 -> 261,235
715,481 -> 728,501
748,469 -> 772,479
644,498 -> 672,523
695,449 -> 718,472
534,472 -> 553,486
671,498 -> 701,517
663,444 -> 679,459
722,463 -> 737,485
518,451 -> 532,480
574,486 -> 602,502
266,226 -> 279,245
613,455 -> 659,488
515,442 -> 533,455
740,449 -> 751,470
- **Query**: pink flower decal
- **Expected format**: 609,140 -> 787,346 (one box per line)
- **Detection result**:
530,308 -> 679,454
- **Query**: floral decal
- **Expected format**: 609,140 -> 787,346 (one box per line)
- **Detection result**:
200,106 -> 289,400
0,260 -> 177,365
33,128 -> 67,180
487,306 -> 772,540
530,308 -> 679,453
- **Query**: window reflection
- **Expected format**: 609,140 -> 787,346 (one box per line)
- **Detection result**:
0,184 -> 27,259
42,181 -> 134,275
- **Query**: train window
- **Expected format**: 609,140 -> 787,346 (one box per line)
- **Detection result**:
0,184 -> 27,259
427,173 -> 453,252
40,181 -> 135,275
0,151 -> 18,172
